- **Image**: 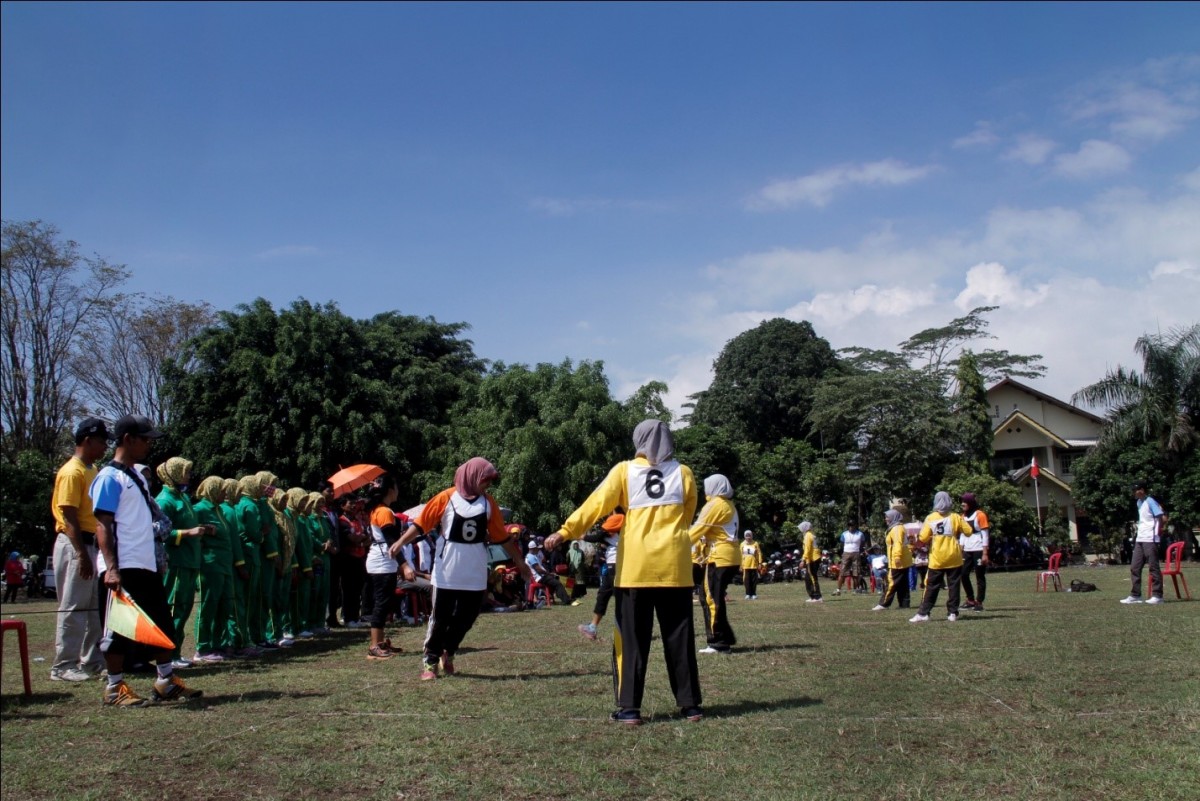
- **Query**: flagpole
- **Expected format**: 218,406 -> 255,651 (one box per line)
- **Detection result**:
1034,475 -> 1043,540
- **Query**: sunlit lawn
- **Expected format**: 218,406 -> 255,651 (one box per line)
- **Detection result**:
2,565 -> 1198,801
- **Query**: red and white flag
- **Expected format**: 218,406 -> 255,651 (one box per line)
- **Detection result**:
1030,456 -> 1040,480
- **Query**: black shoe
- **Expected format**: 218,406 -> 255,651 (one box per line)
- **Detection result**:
973,604 -> 984,612
608,709 -> 643,726
681,706 -> 703,722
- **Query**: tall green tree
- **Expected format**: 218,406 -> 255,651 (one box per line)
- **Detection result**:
953,350 -> 994,472
809,368 -> 957,522
1072,324 -> 1200,459
1,220 -> 128,461
164,298 -> 482,497
434,359 -> 633,531
687,318 -> 842,447
899,305 -> 1046,384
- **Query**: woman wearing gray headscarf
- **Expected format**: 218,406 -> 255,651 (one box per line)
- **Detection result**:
872,509 -> 913,611
544,419 -> 702,725
910,491 -> 972,623
689,474 -> 740,654
799,521 -> 823,602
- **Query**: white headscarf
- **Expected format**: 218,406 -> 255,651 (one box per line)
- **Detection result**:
933,491 -> 953,514
703,474 -> 733,499
632,419 -> 674,466
885,509 -> 903,527
799,521 -> 813,533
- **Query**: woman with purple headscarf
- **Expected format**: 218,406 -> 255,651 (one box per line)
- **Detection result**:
391,458 -> 531,680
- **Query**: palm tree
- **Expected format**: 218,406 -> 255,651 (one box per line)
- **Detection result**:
1073,324 -> 1200,458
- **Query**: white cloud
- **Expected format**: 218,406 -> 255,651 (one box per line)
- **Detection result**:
1052,140 -> 1132,179
1068,54 -> 1200,143
953,121 -> 1000,149
955,262 -> 1050,310
747,159 -> 936,209
1150,259 -> 1197,280
1003,134 -> 1057,165
256,244 -> 319,260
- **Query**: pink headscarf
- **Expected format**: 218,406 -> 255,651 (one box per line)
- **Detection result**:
454,457 -> 498,499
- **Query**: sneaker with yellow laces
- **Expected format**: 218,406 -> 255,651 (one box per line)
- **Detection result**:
103,680 -> 149,708
151,673 -> 203,702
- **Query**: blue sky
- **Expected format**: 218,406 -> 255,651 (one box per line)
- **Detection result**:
3,2 -> 1198,416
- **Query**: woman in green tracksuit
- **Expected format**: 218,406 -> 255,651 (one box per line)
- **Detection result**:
192,477 -> 236,661
254,471 -> 282,644
285,488 -> 315,639
220,478 -> 253,655
308,492 -> 334,634
156,457 -> 207,666
234,474 -> 268,647
265,486 -> 296,647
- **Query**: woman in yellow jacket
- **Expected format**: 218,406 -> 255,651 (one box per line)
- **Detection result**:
689,474 -> 740,654
544,420 -> 701,726
873,509 -> 912,611
910,492 -> 972,623
740,530 -> 763,600
800,521 -> 823,603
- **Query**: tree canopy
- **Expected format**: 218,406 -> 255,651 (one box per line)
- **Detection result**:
687,318 -> 841,447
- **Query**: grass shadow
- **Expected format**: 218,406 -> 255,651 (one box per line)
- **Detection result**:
1,690 -> 74,719
453,668 -> 609,681
734,643 -> 816,654
198,688 -> 328,707
700,695 -> 823,719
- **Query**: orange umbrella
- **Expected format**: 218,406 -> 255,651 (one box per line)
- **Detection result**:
328,464 -> 385,498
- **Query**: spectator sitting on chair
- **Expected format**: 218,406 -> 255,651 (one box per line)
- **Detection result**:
525,543 -> 576,606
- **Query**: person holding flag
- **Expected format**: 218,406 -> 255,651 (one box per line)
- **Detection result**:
90,414 -> 203,706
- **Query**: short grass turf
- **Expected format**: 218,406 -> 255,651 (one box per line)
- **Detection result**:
2,565 -> 1198,801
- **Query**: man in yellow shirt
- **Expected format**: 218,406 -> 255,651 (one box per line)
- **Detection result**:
50,418 -> 110,682
910,492 -> 972,623
545,420 -> 702,725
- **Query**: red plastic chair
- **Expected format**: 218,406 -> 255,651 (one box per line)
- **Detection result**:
1161,541 -> 1191,600
1,619 -> 33,697
1037,552 -> 1063,592
526,581 -> 552,607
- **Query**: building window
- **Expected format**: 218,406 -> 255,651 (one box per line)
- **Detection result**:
1058,451 -> 1085,476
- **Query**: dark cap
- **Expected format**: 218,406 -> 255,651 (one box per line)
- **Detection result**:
74,417 -> 110,441
113,414 -> 164,442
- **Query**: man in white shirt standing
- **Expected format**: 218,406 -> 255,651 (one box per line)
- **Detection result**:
1121,481 -> 1167,605
91,414 -> 204,706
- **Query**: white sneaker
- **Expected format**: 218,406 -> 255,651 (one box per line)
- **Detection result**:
743,595 -> 750,600
278,637 -> 295,648
1145,596 -> 1164,605
908,614 -> 930,623
871,604 -> 886,611
1119,596 -> 1144,604
50,667 -> 91,682
947,613 -> 958,622
169,658 -> 194,670
698,646 -> 720,654
298,630 -> 314,639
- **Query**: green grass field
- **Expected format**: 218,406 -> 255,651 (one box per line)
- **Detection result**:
2,566 -> 1198,801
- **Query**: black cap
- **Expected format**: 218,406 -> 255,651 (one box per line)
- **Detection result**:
74,417 -> 110,441
112,414 -> 164,442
